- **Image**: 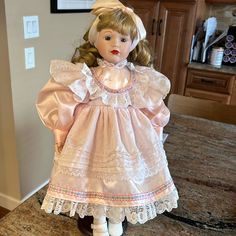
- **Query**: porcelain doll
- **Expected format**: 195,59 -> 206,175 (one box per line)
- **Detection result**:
36,0 -> 178,235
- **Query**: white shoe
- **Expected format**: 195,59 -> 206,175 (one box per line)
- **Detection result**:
108,222 -> 123,236
91,222 -> 109,236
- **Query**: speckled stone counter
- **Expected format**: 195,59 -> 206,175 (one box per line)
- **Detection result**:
0,114 -> 235,236
188,62 -> 236,75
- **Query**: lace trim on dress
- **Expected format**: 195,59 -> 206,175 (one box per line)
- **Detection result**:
50,59 -> 171,108
53,160 -> 168,184
84,69 -> 134,107
91,67 -> 135,94
41,190 -> 179,224
87,64 -> 170,108
55,140 -> 168,183
97,58 -> 128,68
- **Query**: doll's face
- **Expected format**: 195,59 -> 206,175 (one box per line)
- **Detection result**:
95,29 -> 132,64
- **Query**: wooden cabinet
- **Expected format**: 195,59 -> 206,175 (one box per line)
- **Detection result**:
206,0 -> 236,3
121,0 -> 236,104
155,1 -> 199,94
185,66 -> 236,105
121,0 -> 159,53
122,0 -> 206,95
185,88 -> 231,104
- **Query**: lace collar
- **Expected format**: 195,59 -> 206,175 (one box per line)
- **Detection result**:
97,58 -> 128,68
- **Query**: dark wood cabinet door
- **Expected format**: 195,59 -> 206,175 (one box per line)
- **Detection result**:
121,0 -> 159,52
154,1 -> 196,95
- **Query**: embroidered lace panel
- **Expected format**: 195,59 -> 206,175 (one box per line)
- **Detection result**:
55,140 -> 168,182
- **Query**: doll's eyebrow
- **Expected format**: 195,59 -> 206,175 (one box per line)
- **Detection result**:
102,29 -> 113,34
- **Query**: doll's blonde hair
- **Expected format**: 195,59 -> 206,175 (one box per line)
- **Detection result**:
71,9 -> 152,67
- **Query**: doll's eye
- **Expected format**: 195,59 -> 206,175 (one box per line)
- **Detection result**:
121,37 -> 127,42
105,35 -> 111,41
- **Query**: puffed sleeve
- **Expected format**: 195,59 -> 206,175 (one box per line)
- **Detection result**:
132,66 -> 171,141
140,100 -> 170,141
36,79 -> 79,145
36,60 -> 90,145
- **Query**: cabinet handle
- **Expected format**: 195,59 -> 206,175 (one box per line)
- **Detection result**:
200,78 -> 215,84
158,19 -> 163,36
152,19 -> 155,35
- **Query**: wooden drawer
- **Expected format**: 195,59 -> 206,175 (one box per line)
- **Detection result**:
186,69 -> 234,94
185,88 -> 231,104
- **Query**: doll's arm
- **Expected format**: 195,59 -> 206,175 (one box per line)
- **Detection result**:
36,78 -> 79,148
140,100 -> 170,141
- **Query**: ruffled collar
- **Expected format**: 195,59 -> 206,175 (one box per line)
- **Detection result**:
49,59 -> 170,108
97,59 -> 136,72
97,58 -> 128,68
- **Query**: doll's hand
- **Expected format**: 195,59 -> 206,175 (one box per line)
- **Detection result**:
55,143 -> 63,154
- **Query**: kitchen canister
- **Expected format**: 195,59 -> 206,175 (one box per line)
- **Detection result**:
210,47 -> 224,67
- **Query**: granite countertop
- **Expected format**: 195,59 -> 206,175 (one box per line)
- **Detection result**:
0,113 -> 235,236
188,62 -> 236,75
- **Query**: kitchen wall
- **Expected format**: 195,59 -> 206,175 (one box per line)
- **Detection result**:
0,0 -> 21,209
0,0 -> 93,209
208,4 -> 236,30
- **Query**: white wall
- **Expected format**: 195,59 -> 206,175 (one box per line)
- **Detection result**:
0,0 -> 93,209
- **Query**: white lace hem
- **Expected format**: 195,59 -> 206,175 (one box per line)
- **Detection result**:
41,190 -> 178,224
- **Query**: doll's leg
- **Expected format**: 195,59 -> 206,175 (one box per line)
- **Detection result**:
108,219 -> 123,236
91,216 -> 109,236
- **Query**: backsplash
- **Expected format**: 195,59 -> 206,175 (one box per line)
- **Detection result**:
207,5 -> 236,31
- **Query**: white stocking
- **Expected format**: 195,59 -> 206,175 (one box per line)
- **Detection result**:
93,216 -> 106,225
108,220 -> 123,236
91,216 -> 109,236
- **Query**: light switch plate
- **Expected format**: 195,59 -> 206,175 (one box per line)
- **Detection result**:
24,47 -> 35,69
23,16 -> 39,39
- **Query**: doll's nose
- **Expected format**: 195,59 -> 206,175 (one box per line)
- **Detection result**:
111,37 -> 120,46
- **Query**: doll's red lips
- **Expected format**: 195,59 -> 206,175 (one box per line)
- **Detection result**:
111,50 -> 119,55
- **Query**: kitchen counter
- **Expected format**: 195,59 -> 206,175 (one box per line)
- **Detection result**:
0,113 -> 235,236
188,62 -> 236,75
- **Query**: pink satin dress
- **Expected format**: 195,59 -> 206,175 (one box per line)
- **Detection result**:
36,59 -> 178,224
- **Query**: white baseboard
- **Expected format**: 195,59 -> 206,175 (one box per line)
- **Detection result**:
0,193 -> 21,210
0,179 -> 49,210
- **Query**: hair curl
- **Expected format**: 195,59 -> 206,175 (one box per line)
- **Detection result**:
71,9 -> 152,67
